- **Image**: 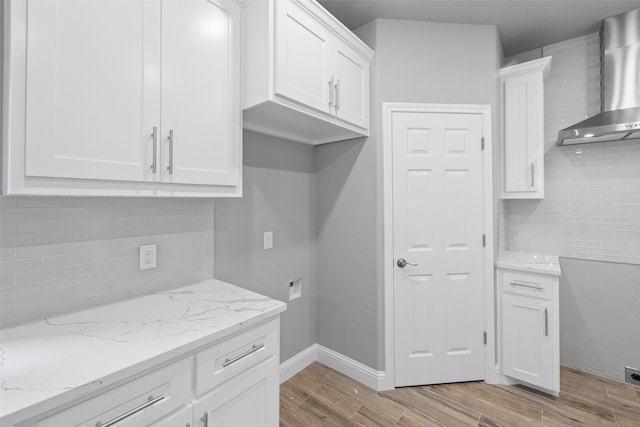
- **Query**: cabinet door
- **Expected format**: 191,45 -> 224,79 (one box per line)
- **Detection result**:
502,293 -> 553,390
332,40 -> 369,129
161,0 -> 241,186
24,0 -> 161,182
503,72 -> 543,195
193,356 -> 279,427
274,0 -> 333,115
150,405 -> 193,427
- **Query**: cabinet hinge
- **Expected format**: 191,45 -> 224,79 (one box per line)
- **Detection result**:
481,137 -> 485,151
483,331 -> 487,345
482,234 -> 486,247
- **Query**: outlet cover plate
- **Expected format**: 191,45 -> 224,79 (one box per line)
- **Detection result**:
139,244 -> 157,270
625,366 -> 640,385
264,231 -> 273,250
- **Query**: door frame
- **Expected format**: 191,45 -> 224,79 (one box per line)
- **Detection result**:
381,103 -> 498,390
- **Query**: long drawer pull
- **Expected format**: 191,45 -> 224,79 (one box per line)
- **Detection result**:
223,344 -> 264,368
95,394 -> 165,427
544,308 -> 549,337
509,281 -> 543,291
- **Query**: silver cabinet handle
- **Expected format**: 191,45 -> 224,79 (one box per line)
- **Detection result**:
201,412 -> 208,427
151,126 -> 158,173
328,76 -> 334,110
509,281 -> 543,291
223,344 -> 264,367
334,79 -> 340,111
531,163 -> 535,187
95,394 -> 164,427
544,308 -> 549,337
397,258 -> 418,268
167,129 -> 174,175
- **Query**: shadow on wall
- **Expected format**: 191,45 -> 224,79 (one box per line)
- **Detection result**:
314,137 -> 367,232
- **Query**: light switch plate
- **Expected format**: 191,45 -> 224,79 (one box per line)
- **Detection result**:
139,244 -> 157,270
264,231 -> 273,250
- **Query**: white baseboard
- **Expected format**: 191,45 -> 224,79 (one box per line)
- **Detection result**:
280,343 -> 387,391
279,344 -> 317,384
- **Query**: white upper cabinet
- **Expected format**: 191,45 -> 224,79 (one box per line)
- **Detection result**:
500,57 -> 551,199
274,0 -> 333,114
2,0 -> 241,197
160,0 -> 240,187
332,40 -> 369,129
24,0 -> 161,184
243,0 -> 373,145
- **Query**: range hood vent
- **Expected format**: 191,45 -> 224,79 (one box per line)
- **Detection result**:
557,8 -> 640,146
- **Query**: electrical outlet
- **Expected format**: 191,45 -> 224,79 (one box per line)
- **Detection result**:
139,244 -> 157,270
625,366 -> 640,386
264,231 -> 273,250
289,278 -> 302,301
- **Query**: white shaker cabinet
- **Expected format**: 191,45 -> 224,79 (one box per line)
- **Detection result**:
500,57 -> 551,199
2,0 -> 241,197
193,357 -> 279,427
243,0 -> 373,145
499,267 -> 560,396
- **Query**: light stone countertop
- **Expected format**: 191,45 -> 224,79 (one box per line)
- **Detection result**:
0,279 -> 287,426
496,251 -> 562,276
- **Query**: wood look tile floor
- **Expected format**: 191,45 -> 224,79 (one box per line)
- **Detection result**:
280,363 -> 640,426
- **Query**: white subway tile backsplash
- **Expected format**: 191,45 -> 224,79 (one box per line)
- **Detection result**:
45,207 -> 93,219
0,196 -> 214,327
15,267 -> 67,286
16,196 -> 68,208
1,208 -> 45,221
1,258 -> 43,274
503,33 -> 640,266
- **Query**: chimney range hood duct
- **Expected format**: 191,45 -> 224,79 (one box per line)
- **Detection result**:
557,8 -> 640,146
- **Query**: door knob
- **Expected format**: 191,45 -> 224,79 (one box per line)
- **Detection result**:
397,258 -> 418,268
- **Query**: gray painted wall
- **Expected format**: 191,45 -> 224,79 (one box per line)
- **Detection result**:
316,19 -> 501,370
559,258 -> 640,381
215,131 -> 317,362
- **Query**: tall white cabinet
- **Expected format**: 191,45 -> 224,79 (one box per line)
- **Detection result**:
500,57 -> 552,199
3,0 -> 241,196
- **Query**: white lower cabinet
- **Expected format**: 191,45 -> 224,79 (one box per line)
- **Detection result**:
194,357 -> 279,427
150,405 -> 194,427
33,359 -> 192,427
499,268 -> 559,396
18,318 -> 280,427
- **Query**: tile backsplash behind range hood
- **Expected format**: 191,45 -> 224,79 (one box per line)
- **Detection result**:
557,8 -> 640,145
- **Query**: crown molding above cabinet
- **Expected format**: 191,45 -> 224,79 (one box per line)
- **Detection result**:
242,0 -> 374,145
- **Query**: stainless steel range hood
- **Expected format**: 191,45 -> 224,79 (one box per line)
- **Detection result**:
557,8 -> 640,146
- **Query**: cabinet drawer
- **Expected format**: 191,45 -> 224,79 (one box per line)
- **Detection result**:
502,271 -> 553,300
36,359 -> 192,427
195,319 -> 278,396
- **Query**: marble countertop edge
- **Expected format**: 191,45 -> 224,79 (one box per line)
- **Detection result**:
495,251 -> 562,276
0,279 -> 287,426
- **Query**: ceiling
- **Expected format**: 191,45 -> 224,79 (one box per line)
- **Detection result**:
317,0 -> 640,57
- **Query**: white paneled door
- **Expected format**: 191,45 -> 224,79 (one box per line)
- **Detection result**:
392,110 -> 486,386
